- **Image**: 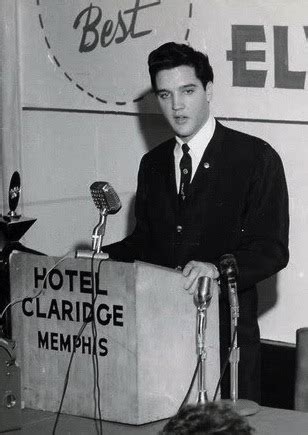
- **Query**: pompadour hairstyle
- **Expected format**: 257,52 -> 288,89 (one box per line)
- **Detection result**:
148,42 -> 214,92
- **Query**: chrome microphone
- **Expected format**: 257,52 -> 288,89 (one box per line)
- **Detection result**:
194,276 -> 213,354
193,276 -> 213,404
193,276 -> 213,310
90,181 -> 121,215
75,182 -> 121,259
90,182 -> 121,253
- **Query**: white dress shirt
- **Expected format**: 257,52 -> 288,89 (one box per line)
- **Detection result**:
174,115 -> 216,193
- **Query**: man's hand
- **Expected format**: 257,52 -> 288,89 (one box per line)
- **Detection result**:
182,260 -> 219,294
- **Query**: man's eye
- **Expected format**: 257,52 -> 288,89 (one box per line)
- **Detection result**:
158,92 -> 170,99
184,88 -> 194,95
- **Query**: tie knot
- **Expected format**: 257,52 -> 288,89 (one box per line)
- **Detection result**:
182,143 -> 190,154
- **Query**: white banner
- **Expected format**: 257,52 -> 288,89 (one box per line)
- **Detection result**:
29,0 -> 308,120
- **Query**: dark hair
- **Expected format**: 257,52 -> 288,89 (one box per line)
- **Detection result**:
160,402 -> 254,435
148,42 -> 214,92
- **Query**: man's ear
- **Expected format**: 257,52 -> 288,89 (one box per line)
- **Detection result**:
206,81 -> 213,102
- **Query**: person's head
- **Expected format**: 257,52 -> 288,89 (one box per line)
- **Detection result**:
160,402 -> 254,435
148,42 -> 213,93
148,42 -> 214,142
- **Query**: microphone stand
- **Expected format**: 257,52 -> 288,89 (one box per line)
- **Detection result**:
92,209 -> 107,254
76,209 -> 109,260
228,277 -> 240,403
193,277 -> 212,404
196,307 -> 208,404
224,277 -> 259,416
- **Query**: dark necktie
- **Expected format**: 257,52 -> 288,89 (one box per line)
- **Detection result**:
179,143 -> 192,202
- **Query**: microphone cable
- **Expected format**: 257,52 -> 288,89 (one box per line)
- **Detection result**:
90,252 -> 104,435
177,355 -> 201,412
176,326 -> 236,410
2,230 -> 111,432
0,249 -> 92,434
52,319 -> 89,435
212,325 -> 237,402
0,250 -> 74,328
52,252 -> 106,435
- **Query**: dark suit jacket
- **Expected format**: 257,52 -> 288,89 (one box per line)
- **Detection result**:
104,120 -> 289,401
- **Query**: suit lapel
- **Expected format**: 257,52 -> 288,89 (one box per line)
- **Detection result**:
153,138 -> 178,213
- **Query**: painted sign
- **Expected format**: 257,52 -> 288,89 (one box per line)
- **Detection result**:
199,0 -> 308,121
33,0 -> 308,119
36,0 -> 193,105
22,265 -> 124,356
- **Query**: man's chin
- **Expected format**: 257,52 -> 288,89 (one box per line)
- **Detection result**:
172,127 -> 192,140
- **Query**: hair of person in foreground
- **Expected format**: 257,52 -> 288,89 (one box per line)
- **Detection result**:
159,401 -> 254,435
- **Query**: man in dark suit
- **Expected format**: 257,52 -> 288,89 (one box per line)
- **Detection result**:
104,42 -> 289,402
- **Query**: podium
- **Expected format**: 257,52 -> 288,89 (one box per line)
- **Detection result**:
9,253 -> 220,424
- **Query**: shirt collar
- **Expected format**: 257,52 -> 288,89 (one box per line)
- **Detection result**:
175,115 -> 216,159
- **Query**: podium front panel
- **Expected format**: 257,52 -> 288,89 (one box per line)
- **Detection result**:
10,253 -> 220,424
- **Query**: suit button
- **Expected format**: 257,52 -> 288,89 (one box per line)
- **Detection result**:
176,225 -> 183,233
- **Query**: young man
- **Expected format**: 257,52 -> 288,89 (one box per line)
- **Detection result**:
104,42 -> 289,402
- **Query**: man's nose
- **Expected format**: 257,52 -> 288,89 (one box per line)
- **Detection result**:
172,93 -> 184,110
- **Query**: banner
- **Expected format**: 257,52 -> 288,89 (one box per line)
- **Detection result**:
197,0 -> 308,121
32,0 -> 308,120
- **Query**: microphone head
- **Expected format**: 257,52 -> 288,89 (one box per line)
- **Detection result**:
8,171 -> 21,214
90,182 -> 121,214
194,276 -> 212,309
219,254 -> 239,280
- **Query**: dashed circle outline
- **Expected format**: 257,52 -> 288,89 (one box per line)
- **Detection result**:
36,0 -> 194,105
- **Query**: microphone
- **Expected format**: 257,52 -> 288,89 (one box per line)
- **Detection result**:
8,171 -> 21,218
219,254 -> 259,416
219,254 -> 239,318
193,276 -> 213,311
193,276 -> 213,404
90,181 -> 121,216
194,276 -> 213,354
90,181 -> 121,253
0,171 -> 36,244
75,182 -> 121,259
219,253 -> 238,280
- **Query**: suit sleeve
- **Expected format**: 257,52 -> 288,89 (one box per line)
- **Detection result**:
227,144 -> 289,291
103,155 -> 149,262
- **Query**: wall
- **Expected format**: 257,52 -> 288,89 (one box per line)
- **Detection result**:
2,0 -> 308,344
200,0 -> 308,343
0,0 -> 21,213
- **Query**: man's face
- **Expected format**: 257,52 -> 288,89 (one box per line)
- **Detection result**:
155,65 -> 212,142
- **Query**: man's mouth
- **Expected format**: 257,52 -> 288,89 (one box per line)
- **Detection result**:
174,116 -> 188,124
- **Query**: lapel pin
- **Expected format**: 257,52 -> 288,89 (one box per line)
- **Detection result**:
203,162 -> 210,169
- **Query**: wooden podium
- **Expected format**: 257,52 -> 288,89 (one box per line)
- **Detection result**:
9,253 -> 220,424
